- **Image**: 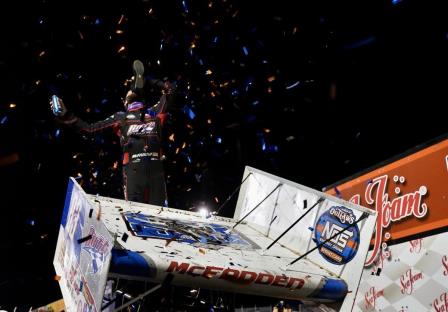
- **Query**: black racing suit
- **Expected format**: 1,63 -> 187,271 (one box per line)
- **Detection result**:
60,85 -> 175,206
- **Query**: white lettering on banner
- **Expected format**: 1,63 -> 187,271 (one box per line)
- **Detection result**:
321,222 -> 354,250
349,175 -> 429,266
364,286 -> 384,310
433,292 -> 448,312
400,268 -> 424,295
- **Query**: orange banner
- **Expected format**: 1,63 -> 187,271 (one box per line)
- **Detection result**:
325,138 -> 448,266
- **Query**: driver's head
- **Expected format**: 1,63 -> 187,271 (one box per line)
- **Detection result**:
124,90 -> 138,108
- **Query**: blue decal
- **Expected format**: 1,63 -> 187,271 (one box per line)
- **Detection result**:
123,212 -> 257,250
110,249 -> 156,278
311,278 -> 348,301
61,178 -> 75,227
314,206 -> 360,265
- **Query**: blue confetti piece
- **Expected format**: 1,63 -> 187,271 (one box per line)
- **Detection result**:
242,46 -> 249,56
268,145 -> 279,152
198,59 -> 204,66
188,109 -> 195,119
213,36 -> 218,43
286,81 -> 300,90
344,36 -> 376,50
252,100 -> 259,106
101,99 -> 108,105
183,105 -> 196,119
187,156 -> 192,163
0,116 -> 7,124
231,89 -> 239,97
257,132 -> 266,148
245,115 -> 256,123
55,129 -> 60,137
245,78 -> 254,92
182,0 -> 189,13
334,187 -> 341,198
95,18 -> 101,25
216,137 -> 222,144
392,0 -> 401,4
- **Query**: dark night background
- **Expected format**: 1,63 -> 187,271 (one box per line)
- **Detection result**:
0,0 -> 447,308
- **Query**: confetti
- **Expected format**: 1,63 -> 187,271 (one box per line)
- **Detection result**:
286,81 -> 300,89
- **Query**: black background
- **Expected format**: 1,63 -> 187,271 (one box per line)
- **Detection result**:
0,0 -> 447,308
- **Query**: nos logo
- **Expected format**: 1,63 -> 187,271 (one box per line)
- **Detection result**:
314,206 -> 360,265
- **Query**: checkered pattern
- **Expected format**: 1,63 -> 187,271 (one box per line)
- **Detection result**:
354,232 -> 448,311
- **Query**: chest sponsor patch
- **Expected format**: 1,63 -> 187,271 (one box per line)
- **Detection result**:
127,122 -> 156,135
